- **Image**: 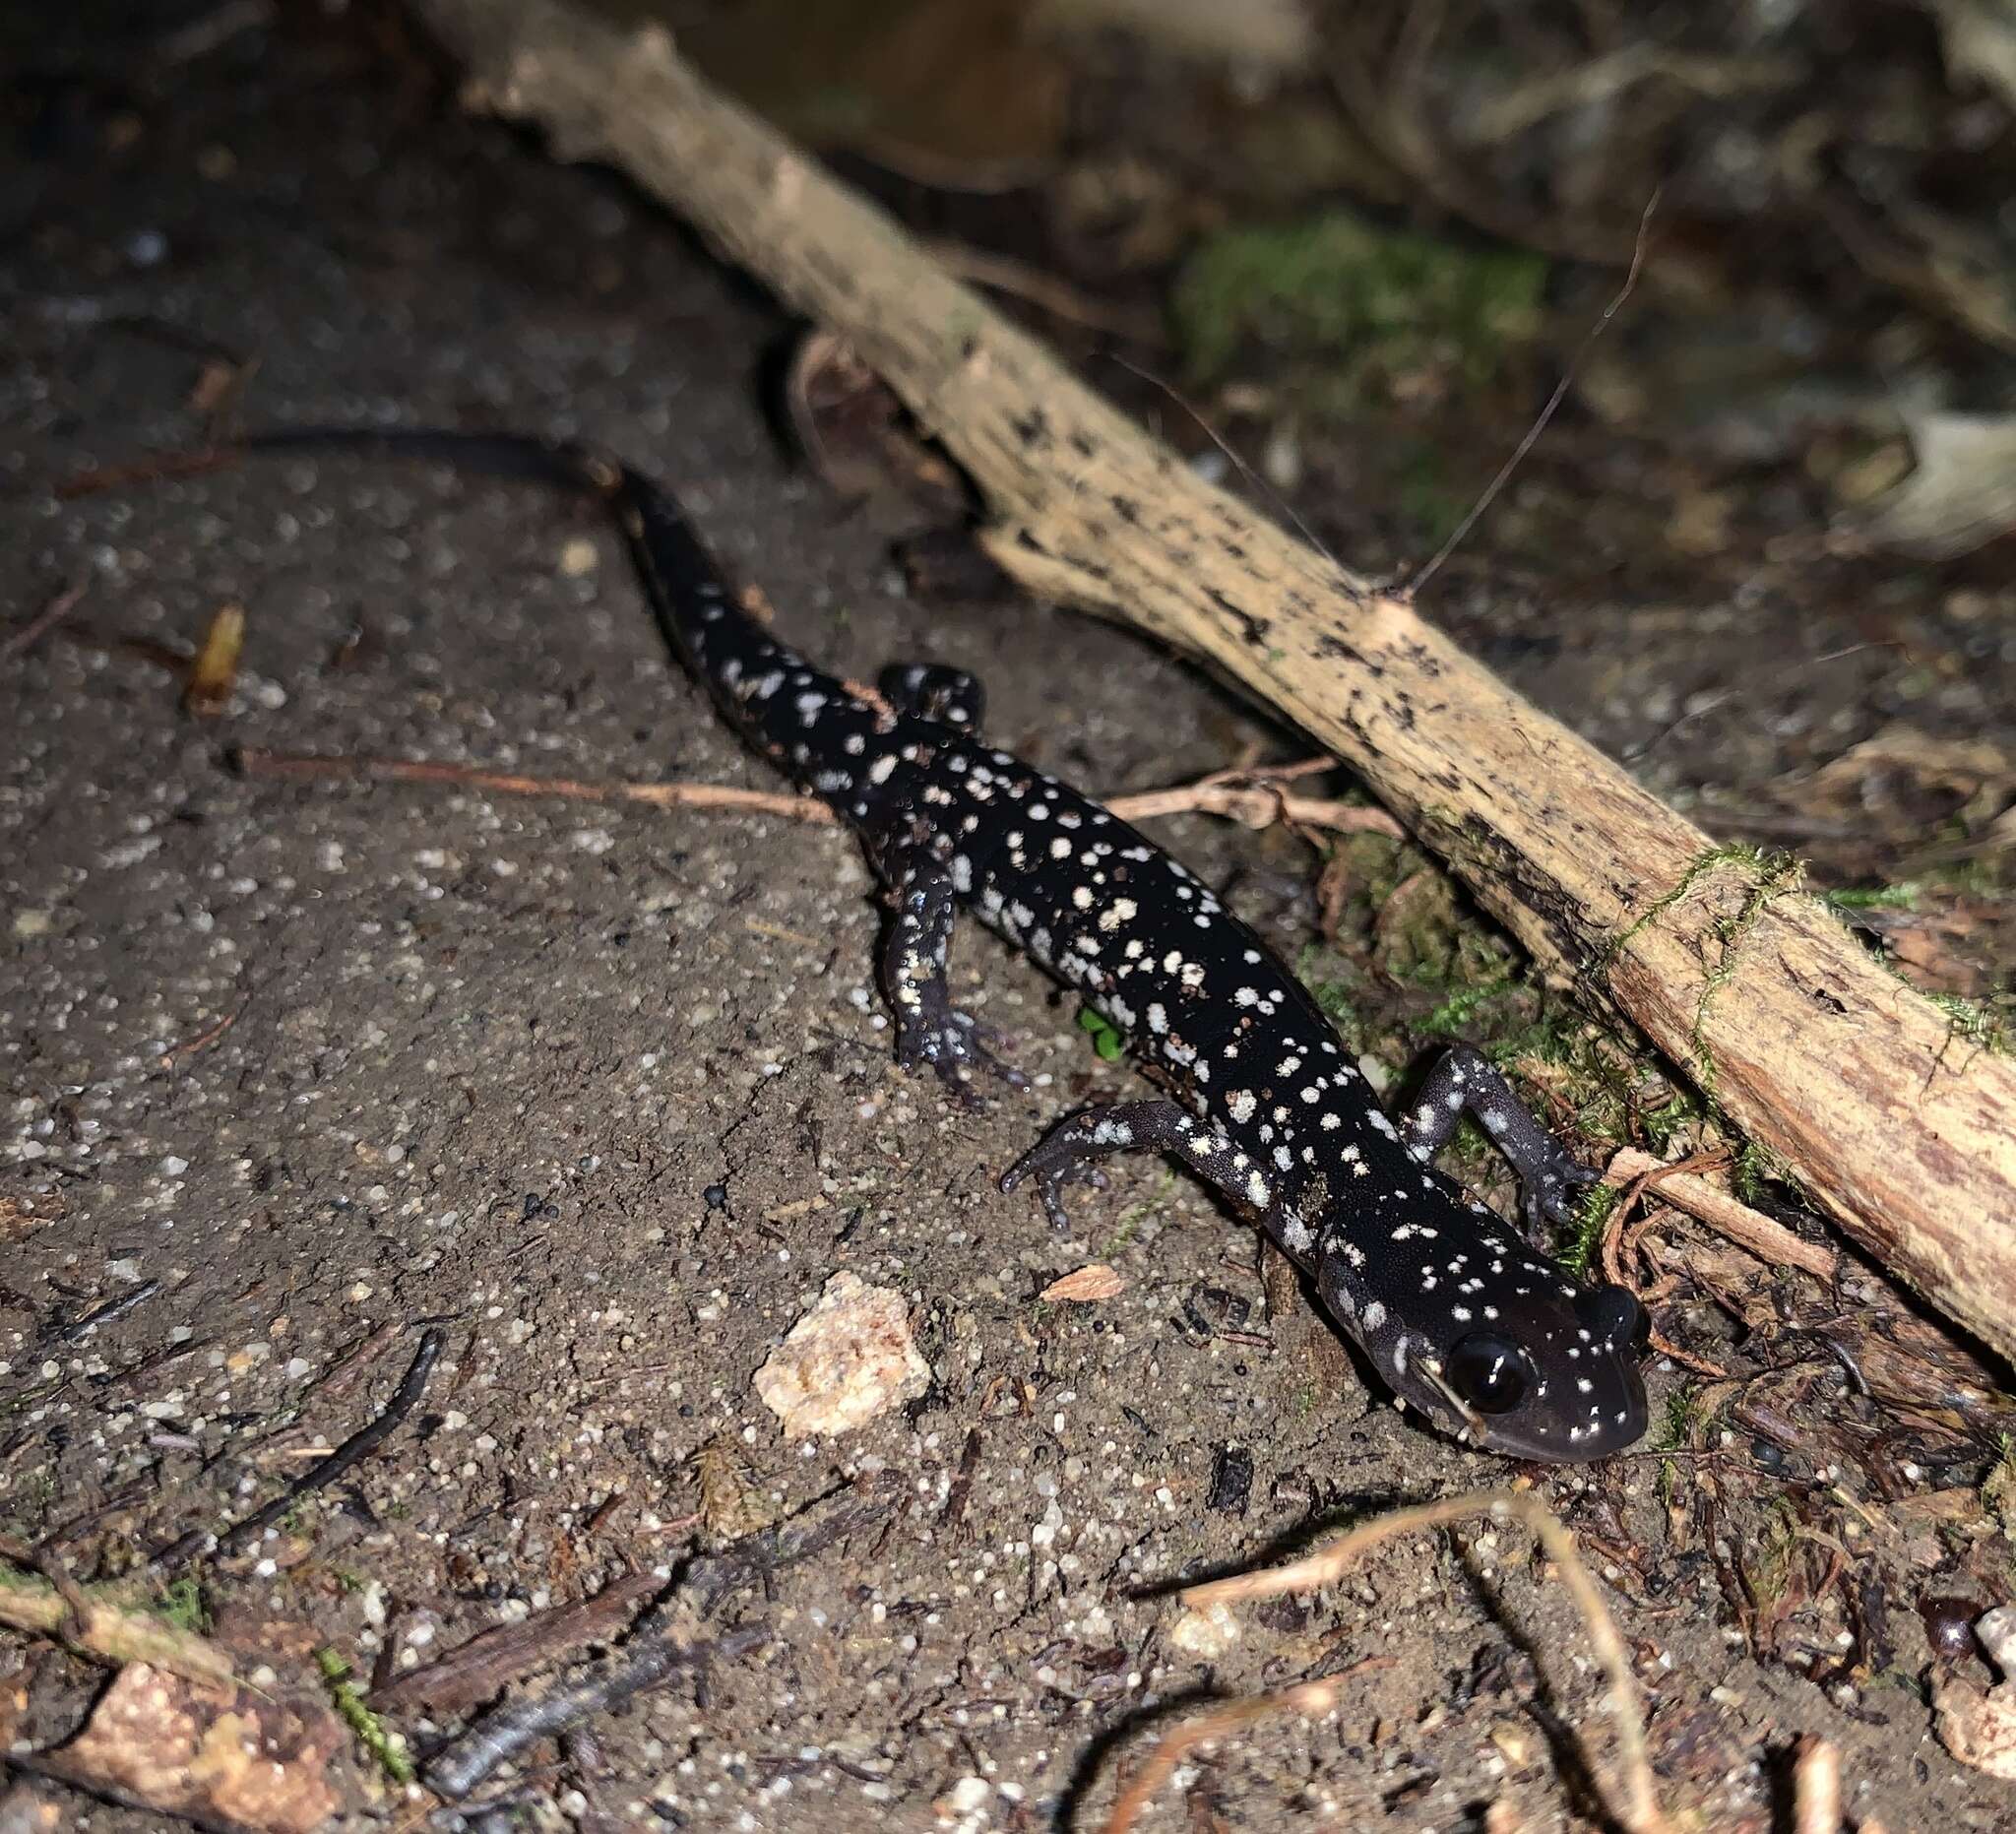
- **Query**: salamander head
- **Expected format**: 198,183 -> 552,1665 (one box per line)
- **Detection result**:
1314,1205 -> 1648,1462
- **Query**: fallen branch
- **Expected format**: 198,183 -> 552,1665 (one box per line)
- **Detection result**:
401,0 -> 2016,1364
229,746 -> 1405,839
0,1564 -> 235,1688
1179,1488 -> 1669,1834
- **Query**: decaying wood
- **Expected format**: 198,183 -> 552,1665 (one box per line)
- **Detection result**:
0,1566 -> 235,1688
403,0 -> 2016,1365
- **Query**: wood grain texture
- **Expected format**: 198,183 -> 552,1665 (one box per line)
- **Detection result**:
409,0 -> 2016,1363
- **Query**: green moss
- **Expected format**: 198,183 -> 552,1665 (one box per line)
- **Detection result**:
1926,855 -> 2005,898
156,1576 -> 208,1634
1743,1499 -> 1800,1611
1604,842 -> 1785,965
1822,882 -> 1921,913
1418,972 -> 1517,1038
1170,210 -> 1546,396
1926,989 -> 2012,1058
1732,1135 -> 1795,1203
1984,1431 -> 2016,1540
1559,1177 -> 1620,1277
1603,843 -> 1804,1096
1654,1386 -> 1705,1509
1078,1005 -> 1125,1061
1658,1383 -> 1703,1452
1294,945 -> 1368,1051
317,1648 -> 414,1785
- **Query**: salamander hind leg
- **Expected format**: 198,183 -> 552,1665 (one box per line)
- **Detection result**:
877,662 -> 984,733
878,844 -> 1025,1105
1401,1043 -> 1599,1237
1001,1100 -> 1263,1232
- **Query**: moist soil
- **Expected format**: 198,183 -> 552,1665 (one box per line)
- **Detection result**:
4,7 -> 2014,1832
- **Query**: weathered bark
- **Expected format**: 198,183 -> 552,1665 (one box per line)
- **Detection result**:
406,0 -> 2016,1364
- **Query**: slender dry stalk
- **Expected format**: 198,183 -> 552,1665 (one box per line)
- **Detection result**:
1177,1489 -> 1670,1834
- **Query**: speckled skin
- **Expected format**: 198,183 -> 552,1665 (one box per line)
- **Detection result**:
243,427 -> 1649,1463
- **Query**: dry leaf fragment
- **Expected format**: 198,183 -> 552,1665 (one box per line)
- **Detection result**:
1856,411 -> 2016,558
1040,1263 -> 1128,1303
0,1196 -> 52,1245
184,601 -> 245,716
687,0 -> 1068,192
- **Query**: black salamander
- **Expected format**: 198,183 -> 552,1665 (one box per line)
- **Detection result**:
232,427 -> 1650,1462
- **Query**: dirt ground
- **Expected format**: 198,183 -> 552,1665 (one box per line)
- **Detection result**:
6,5 -> 2016,1832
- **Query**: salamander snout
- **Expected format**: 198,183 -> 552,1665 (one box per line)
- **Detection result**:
1340,1259 -> 1652,1464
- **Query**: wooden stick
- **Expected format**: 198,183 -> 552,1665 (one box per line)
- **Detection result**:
1603,1146 -> 1840,1283
403,0 -> 2016,1363
0,1565 -> 235,1688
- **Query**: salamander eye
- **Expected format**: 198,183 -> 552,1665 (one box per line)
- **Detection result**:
1446,1333 -> 1535,1416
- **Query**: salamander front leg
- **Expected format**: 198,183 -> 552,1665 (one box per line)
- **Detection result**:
1000,1100 -> 1263,1232
1401,1043 -> 1598,1237
879,846 -> 1025,1104
878,662 -> 984,733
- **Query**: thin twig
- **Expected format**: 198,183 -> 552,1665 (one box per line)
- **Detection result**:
927,240 -> 1166,345
154,1326 -> 445,1569
56,1279 -> 162,1342
1177,1488 -> 1670,1834
217,1327 -> 444,1555
1104,353 -> 1341,574
425,1474 -> 902,1799
53,446 -> 238,499
304,1320 -> 401,1404
1103,1678 -> 1341,1834
1406,189 -> 1662,600
228,746 -> 1405,840
370,1569 -> 662,1716
1,577 -> 91,664
1604,1147 -> 1838,1283
159,998 -> 249,1067
231,747 -> 822,821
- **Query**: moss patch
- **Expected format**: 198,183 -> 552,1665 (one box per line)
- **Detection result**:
1170,210 -> 1546,399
